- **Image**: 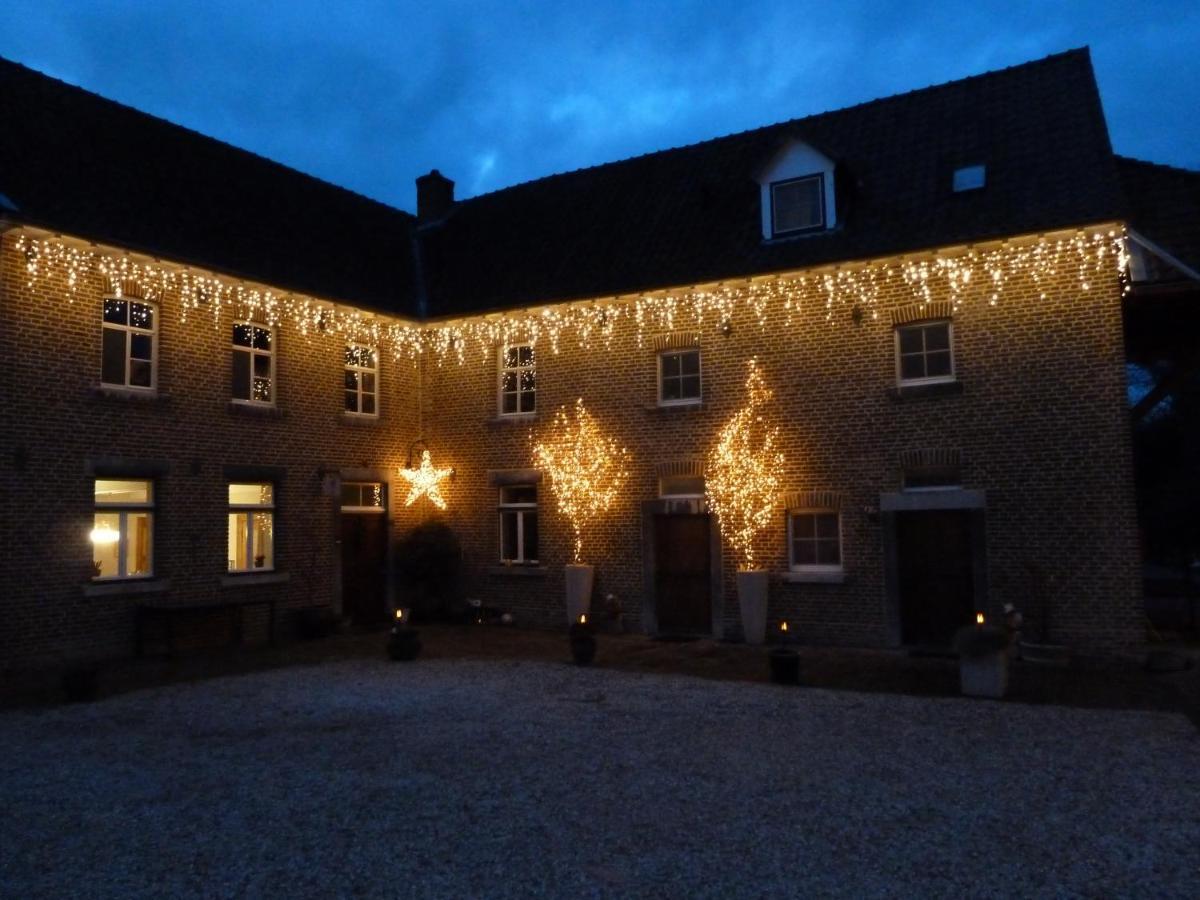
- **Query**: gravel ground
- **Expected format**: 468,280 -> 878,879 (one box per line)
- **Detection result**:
1,660 -> 1197,899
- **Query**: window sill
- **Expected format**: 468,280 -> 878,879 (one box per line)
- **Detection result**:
644,401 -> 704,412
486,565 -> 546,578
487,414 -> 537,426
90,384 -> 169,403
888,379 -> 963,402
82,577 -> 170,597
340,412 -> 381,426
220,571 -> 290,587
227,401 -> 284,418
779,570 -> 846,584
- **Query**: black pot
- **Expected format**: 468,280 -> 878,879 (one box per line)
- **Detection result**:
768,648 -> 800,685
298,607 -> 338,640
387,629 -> 422,661
569,624 -> 596,665
62,666 -> 100,703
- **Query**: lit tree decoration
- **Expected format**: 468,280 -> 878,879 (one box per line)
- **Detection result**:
533,398 -> 630,563
398,449 -> 453,510
706,358 -> 785,569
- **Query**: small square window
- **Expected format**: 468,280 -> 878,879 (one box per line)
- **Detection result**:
658,349 -> 702,406
895,321 -> 955,386
660,474 -> 705,497
789,511 -> 842,572
771,175 -> 825,235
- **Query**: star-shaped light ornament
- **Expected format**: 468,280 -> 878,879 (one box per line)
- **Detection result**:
399,449 -> 453,509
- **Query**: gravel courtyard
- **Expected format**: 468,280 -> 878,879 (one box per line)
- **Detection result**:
2,660 -> 1197,898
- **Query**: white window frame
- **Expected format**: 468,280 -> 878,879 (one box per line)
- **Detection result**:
100,297 -> 158,392
228,482 -> 275,573
659,474 -> 706,498
894,320 -> 955,387
498,485 -> 538,565
770,174 -> 826,237
497,344 -> 536,417
231,322 -> 276,406
344,344 -> 379,418
92,479 -> 155,580
657,348 -> 703,407
787,509 -> 843,574
341,481 -> 386,513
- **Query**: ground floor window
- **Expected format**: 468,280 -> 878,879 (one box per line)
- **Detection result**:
228,482 -> 274,571
788,510 -> 842,571
499,484 -> 538,564
91,479 -> 154,579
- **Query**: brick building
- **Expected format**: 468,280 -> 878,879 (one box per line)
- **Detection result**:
2,48 -> 1196,666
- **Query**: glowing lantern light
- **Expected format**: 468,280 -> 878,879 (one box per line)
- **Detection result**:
976,612 -> 985,626
398,449 -> 452,509
780,621 -> 789,633
579,614 -> 587,625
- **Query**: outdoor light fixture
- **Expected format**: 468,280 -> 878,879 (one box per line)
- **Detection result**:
398,440 -> 453,509
976,612 -> 985,626
569,612 -> 596,666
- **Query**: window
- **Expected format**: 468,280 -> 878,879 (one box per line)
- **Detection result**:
498,485 -> 538,564
658,349 -> 701,405
499,344 -> 535,415
92,479 -> 154,579
232,323 -> 274,404
788,511 -> 842,572
341,481 -> 385,511
953,164 -> 986,192
228,483 -> 274,572
895,321 -> 954,385
101,298 -> 156,390
344,345 -> 378,416
660,474 -> 705,497
771,175 -> 825,235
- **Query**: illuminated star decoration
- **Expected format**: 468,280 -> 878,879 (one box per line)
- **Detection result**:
399,449 -> 452,510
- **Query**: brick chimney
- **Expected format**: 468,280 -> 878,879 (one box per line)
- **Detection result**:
416,169 -> 455,224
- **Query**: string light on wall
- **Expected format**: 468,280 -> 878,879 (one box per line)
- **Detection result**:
13,227 -> 1129,364
398,446 -> 453,510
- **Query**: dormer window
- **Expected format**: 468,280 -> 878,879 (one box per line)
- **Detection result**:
770,175 -> 825,235
952,164 -> 986,192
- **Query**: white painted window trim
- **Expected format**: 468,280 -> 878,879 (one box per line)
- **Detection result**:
341,481 -> 387,513
231,322 -> 276,407
498,485 -> 538,565
769,174 -> 826,237
894,320 -> 956,387
786,508 -> 843,574
657,348 -> 703,407
228,482 -> 275,573
100,297 -> 158,393
497,344 -> 536,417
344,344 -> 379,418
92,479 -> 155,581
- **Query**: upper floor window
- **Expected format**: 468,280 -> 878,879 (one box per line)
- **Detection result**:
92,478 -> 154,580
788,510 -> 842,572
101,299 -> 156,390
344,345 -> 378,416
771,175 -> 825,236
895,320 -> 954,385
658,349 -> 701,405
499,344 -> 535,416
499,484 -> 538,564
232,323 -> 274,405
228,482 -> 274,572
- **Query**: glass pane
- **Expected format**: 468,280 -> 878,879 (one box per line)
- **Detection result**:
816,539 -> 841,566
519,390 -> 535,412
91,512 -> 121,578
129,360 -> 152,388
773,178 -> 822,231
661,353 -> 680,378
101,328 -> 127,385
341,484 -> 361,507
232,323 -> 254,347
661,377 -> 680,401
517,346 -> 533,366
518,370 -> 534,391
925,350 -> 952,377
253,354 -> 271,378
524,512 -> 538,561
232,349 -> 250,399
252,327 -> 271,350
129,303 -> 154,330
130,333 -> 153,361
898,327 -> 923,355
681,351 -> 700,376
791,514 -> 815,539
500,511 -> 519,560
924,324 -> 950,351
252,512 -> 273,568
792,540 -> 816,566
503,347 -> 518,368
362,373 -> 375,392
252,377 -> 271,402
900,354 -> 925,381
229,483 -> 273,506
502,392 -> 517,414
228,512 -> 247,570
125,512 -> 153,576
103,299 -> 128,325
362,394 -> 376,415
680,376 -> 701,399
816,513 -> 839,539
344,370 -> 358,390
345,390 -> 358,412
95,479 -> 151,504
501,372 -> 516,392
501,485 -> 537,505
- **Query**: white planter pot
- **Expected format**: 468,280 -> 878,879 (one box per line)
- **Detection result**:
960,652 -> 1009,699
736,569 -> 769,645
564,564 -> 595,626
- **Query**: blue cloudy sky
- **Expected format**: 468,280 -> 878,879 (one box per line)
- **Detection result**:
1,1 -> 1196,211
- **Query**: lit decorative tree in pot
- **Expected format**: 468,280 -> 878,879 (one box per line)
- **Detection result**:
534,398 -> 630,625
707,358 -> 784,644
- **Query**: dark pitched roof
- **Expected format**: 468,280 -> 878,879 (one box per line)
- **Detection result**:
420,48 -> 1124,316
1117,156 -> 1200,277
0,57 -> 419,314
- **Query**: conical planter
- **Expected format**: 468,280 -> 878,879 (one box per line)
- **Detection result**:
564,563 -> 595,625
736,569 -> 769,644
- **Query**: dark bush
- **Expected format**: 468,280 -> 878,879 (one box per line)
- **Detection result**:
394,518 -> 463,622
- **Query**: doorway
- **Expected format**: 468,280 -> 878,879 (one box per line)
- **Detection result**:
652,514 -> 712,635
340,481 -> 389,628
896,509 -> 975,646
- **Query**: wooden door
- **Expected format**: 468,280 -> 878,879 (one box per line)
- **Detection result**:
341,514 -> 389,627
897,510 -> 974,647
654,514 -> 711,634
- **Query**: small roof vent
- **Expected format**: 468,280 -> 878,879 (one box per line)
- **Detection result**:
952,164 -> 986,192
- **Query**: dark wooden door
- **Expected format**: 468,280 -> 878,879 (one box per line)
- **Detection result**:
654,514 -> 711,634
897,510 -> 974,646
341,514 -> 388,627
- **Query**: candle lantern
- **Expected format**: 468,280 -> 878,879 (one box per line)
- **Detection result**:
387,606 -> 422,662
768,620 -> 801,685
569,613 -> 596,666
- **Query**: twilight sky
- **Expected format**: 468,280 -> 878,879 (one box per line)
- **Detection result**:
1,1 -> 1196,212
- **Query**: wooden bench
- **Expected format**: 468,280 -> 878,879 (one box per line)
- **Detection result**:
135,598 -> 277,658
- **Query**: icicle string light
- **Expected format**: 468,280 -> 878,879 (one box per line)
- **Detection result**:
532,398 -> 630,563
706,358 -> 785,570
13,228 -> 1129,362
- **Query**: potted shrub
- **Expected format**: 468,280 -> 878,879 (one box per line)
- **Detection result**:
954,614 -> 1012,698
706,359 -> 784,645
533,398 -> 630,625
